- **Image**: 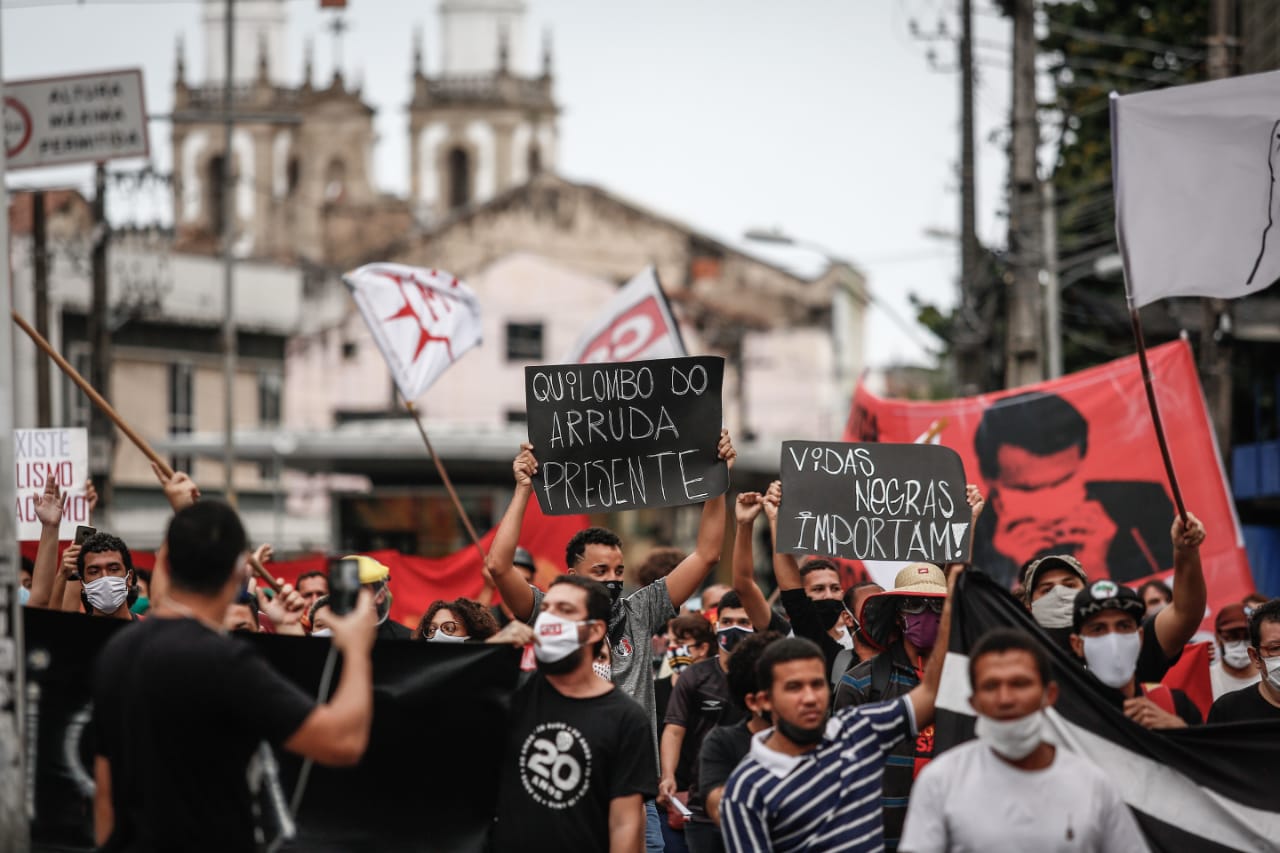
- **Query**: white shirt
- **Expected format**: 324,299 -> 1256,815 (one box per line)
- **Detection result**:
1209,662 -> 1260,699
899,739 -> 1148,853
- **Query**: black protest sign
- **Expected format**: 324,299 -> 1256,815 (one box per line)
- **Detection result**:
777,440 -> 972,563
524,356 -> 727,515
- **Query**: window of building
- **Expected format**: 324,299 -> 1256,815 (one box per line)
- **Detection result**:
207,155 -> 226,235
286,157 -> 301,196
324,158 -> 347,203
505,408 -> 528,426
258,370 -> 282,427
448,146 -> 471,210
528,144 -> 542,175
67,343 -> 91,427
505,322 -> 544,361
168,362 -> 194,473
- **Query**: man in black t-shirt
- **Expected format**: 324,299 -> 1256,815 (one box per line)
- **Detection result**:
1209,599 -> 1280,724
92,501 -> 377,853
493,575 -> 654,852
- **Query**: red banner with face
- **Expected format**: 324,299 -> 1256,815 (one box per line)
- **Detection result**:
845,340 -> 1251,614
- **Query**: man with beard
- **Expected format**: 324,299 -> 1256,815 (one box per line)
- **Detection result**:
344,554 -> 412,640
492,575 -> 654,852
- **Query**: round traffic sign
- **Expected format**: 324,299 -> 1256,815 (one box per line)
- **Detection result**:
5,97 -> 32,159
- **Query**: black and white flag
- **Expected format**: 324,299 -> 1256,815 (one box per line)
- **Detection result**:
935,570 -> 1280,853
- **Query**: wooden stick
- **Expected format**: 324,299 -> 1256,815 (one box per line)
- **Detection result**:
1128,306 -> 1189,523
12,309 -> 175,480
923,418 -> 949,444
248,554 -> 284,595
402,397 -> 489,566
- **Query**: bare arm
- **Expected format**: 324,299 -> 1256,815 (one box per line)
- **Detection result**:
27,479 -> 66,608
94,756 -> 113,847
733,492 -> 773,631
763,481 -> 803,591
663,430 -> 736,609
608,794 -> 645,853
60,571 -> 83,613
659,723 -> 686,806
1154,512 -> 1207,659
904,565 -> 961,729
706,785 -> 725,826
283,592 -> 376,766
486,443 -> 539,623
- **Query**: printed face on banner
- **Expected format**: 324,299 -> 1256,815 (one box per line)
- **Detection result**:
845,341 -> 1250,612
524,356 -> 728,515
15,428 -> 90,540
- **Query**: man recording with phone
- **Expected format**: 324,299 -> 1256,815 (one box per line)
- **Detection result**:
92,500 -> 378,852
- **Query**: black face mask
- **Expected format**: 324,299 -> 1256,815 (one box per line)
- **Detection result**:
776,714 -> 827,746
812,598 -> 848,631
603,580 -> 624,607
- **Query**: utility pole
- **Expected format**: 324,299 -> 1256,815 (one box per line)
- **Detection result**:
88,164 -> 115,511
953,0 -> 984,395
1043,180 -> 1062,378
222,0 -> 238,505
33,190 -> 50,426
1005,0 -> 1045,388
1202,0 -> 1236,452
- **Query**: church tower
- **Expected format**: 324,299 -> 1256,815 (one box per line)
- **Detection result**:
408,0 -> 559,225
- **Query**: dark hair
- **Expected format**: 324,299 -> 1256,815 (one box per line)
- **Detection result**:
165,501 -> 248,595
230,589 -> 260,630
757,637 -> 825,693
717,589 -> 745,614
307,594 -> 330,629
843,581 -> 882,611
967,628 -> 1052,689
727,631 -> 781,708
636,547 -> 685,587
668,613 -> 714,650
973,391 -> 1088,481
550,575 -> 612,656
414,597 -> 500,641
297,570 -> 328,587
1249,598 -> 1280,649
565,527 -> 622,571
76,532 -> 133,576
1137,580 -> 1172,605
20,556 -> 34,575
800,558 -> 840,580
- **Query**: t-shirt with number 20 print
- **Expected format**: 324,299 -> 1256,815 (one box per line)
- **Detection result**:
492,673 -> 657,852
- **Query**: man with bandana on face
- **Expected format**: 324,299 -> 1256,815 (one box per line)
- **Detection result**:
899,628 -> 1145,852
343,554 -> 412,640
488,431 -> 737,852
1071,580 -> 1201,729
491,575 -> 654,853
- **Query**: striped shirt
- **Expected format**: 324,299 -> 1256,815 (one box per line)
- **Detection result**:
720,697 -> 916,853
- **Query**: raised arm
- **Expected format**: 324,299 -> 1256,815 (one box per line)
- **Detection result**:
762,480 -> 802,591
28,479 -> 67,608
151,462 -> 200,512
663,429 -> 736,609
1154,512 -> 1207,658
485,443 -> 538,622
904,565 -> 962,729
733,492 -> 774,631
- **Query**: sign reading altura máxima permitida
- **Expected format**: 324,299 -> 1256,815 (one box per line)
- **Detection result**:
777,440 -> 973,563
524,356 -> 728,515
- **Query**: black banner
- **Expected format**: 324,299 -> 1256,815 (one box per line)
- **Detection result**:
524,356 -> 728,515
25,608 -> 520,853
777,440 -> 972,563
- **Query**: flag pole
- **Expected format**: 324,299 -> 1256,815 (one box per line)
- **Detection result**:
400,395 -> 488,564
12,309 -> 175,479
1127,303 -> 1189,524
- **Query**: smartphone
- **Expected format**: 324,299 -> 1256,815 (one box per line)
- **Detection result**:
329,557 -> 360,616
74,525 -> 96,546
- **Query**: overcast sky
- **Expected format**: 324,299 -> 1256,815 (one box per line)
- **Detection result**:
2,0 -> 1015,370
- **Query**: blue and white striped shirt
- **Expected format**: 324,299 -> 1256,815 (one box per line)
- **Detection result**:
720,696 -> 917,853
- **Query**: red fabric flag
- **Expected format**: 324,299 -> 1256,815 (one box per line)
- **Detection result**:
1161,641 -> 1214,720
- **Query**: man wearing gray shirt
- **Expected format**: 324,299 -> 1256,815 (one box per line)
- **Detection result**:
489,430 -> 735,852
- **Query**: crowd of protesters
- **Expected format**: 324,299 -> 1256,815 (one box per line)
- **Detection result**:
16,429 -> 1280,853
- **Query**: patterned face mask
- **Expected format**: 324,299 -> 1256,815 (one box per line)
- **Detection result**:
666,644 -> 694,674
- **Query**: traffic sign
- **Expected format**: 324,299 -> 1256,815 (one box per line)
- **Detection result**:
3,68 -> 148,171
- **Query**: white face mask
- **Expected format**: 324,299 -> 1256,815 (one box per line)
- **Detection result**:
1081,631 -> 1141,689
428,631 -> 469,644
975,709 -> 1045,761
533,611 -> 587,663
834,625 -> 855,651
1263,656 -> 1280,692
1146,602 -> 1168,617
311,628 -> 333,638
1221,639 -> 1252,670
85,576 -> 129,614
1031,585 -> 1078,629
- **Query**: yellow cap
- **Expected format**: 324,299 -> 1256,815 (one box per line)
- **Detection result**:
344,554 -> 390,584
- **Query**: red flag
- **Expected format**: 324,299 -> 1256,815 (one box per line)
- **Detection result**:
1161,641 -> 1213,720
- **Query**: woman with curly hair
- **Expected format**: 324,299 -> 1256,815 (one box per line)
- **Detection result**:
413,597 -> 499,642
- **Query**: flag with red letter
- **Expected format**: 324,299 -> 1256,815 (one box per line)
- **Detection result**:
564,266 -> 687,363
344,263 -> 483,401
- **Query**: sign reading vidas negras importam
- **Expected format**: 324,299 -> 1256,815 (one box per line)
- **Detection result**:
778,440 -> 973,564
524,356 -> 728,515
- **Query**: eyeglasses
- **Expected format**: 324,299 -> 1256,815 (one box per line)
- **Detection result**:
425,621 -> 464,639
899,598 -> 944,615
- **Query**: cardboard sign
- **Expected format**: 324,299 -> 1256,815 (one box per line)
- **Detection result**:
778,440 -> 971,563
4,69 -> 149,171
525,356 -> 727,515
15,428 -> 90,540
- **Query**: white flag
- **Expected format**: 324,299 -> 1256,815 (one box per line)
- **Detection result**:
563,266 -> 687,363
344,263 -> 482,401
1112,71 -> 1280,307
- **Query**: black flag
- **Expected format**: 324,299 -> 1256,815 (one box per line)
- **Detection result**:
934,570 -> 1280,853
